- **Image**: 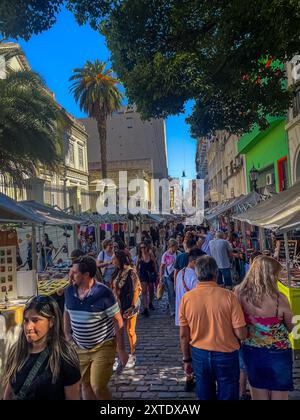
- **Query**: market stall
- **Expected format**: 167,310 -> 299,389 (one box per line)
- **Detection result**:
234,181 -> 300,349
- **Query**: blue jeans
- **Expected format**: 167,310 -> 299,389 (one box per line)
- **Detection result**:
163,276 -> 175,315
191,347 -> 240,400
218,268 -> 233,287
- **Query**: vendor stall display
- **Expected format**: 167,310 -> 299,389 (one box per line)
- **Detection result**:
38,278 -> 69,296
0,246 -> 17,301
234,181 -> 300,350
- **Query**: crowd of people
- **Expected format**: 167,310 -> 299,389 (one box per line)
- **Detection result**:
2,222 -> 295,400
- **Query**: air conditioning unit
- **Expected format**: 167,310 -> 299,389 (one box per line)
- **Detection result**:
266,173 -> 274,186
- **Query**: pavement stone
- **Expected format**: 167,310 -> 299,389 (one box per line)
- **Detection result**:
109,295 -> 300,400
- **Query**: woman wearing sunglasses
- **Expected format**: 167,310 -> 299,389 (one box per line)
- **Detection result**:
2,296 -> 81,400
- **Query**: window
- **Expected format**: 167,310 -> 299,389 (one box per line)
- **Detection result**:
78,147 -> 84,169
69,144 -> 75,165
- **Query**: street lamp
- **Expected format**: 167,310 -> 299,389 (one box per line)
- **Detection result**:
249,165 -> 259,192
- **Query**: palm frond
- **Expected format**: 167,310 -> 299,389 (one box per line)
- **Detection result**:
0,67 -> 64,186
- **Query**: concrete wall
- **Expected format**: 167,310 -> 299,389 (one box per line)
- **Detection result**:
80,109 -> 168,179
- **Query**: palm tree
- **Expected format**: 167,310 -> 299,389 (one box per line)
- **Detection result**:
69,60 -> 123,179
0,45 -> 64,186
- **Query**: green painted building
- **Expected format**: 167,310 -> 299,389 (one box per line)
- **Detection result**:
238,117 -> 291,194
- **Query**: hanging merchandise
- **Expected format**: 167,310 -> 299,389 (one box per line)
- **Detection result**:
100,224 -> 106,231
106,224 -> 112,232
86,225 -> 95,236
0,245 -> 17,300
113,224 -> 119,232
121,224 -> 127,232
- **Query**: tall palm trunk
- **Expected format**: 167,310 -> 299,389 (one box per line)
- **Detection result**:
96,110 -> 108,180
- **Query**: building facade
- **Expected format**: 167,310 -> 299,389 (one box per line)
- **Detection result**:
80,108 -> 168,212
0,43 -> 90,211
206,132 -> 246,206
195,138 -> 209,207
286,58 -> 300,185
238,117 -> 291,194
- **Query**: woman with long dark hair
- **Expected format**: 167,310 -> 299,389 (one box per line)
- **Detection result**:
136,242 -> 157,316
3,295 -> 81,400
111,251 -> 141,371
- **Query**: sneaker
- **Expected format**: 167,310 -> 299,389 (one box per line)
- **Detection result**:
184,378 -> 196,392
125,354 -> 136,369
141,308 -> 149,317
149,302 -> 155,310
113,359 -> 123,374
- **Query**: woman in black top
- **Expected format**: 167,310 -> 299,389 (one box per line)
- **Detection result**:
2,296 -> 81,400
136,242 -> 157,316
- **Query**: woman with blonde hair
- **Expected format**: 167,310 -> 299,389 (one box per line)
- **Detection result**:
3,296 -> 81,400
235,256 -> 294,400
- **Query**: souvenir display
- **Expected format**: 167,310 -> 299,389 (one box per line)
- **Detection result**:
0,246 -> 17,301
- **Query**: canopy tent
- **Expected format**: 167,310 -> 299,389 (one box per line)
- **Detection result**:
139,214 -> 163,224
233,181 -> 300,233
0,193 -> 44,224
20,201 -> 84,226
205,191 -> 262,222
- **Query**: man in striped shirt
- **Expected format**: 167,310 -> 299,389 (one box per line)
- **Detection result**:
64,256 -> 128,400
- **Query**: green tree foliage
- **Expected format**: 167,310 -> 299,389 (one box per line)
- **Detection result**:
1,1 -> 300,136
102,0 -> 300,136
0,0 -> 112,40
0,47 -> 64,185
69,60 -> 123,178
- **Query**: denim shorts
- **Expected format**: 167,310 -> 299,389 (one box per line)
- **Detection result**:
239,349 -> 246,370
242,345 -> 294,391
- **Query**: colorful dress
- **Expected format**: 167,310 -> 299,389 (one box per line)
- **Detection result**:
242,306 -> 293,391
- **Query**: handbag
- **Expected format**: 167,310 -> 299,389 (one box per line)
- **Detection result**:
14,348 -> 49,400
156,282 -> 164,300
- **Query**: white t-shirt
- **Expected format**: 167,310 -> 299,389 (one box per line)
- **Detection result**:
175,267 -> 198,326
161,251 -> 179,277
97,250 -> 115,284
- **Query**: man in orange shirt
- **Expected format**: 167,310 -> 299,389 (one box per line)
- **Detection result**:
179,256 -> 247,400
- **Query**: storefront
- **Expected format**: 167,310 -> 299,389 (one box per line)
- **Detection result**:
234,181 -> 300,349
238,117 -> 291,194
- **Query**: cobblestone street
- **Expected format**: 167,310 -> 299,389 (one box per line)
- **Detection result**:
109,296 -> 195,400
109,296 -> 300,401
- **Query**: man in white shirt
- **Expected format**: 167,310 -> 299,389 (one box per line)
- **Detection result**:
175,248 -> 204,326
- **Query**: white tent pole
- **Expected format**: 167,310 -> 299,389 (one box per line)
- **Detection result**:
73,225 -> 78,251
241,222 -> 248,260
31,223 -> 38,295
259,227 -> 266,251
31,223 -> 37,272
284,233 -> 292,288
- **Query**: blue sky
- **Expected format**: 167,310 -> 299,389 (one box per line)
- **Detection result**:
17,9 -> 196,181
